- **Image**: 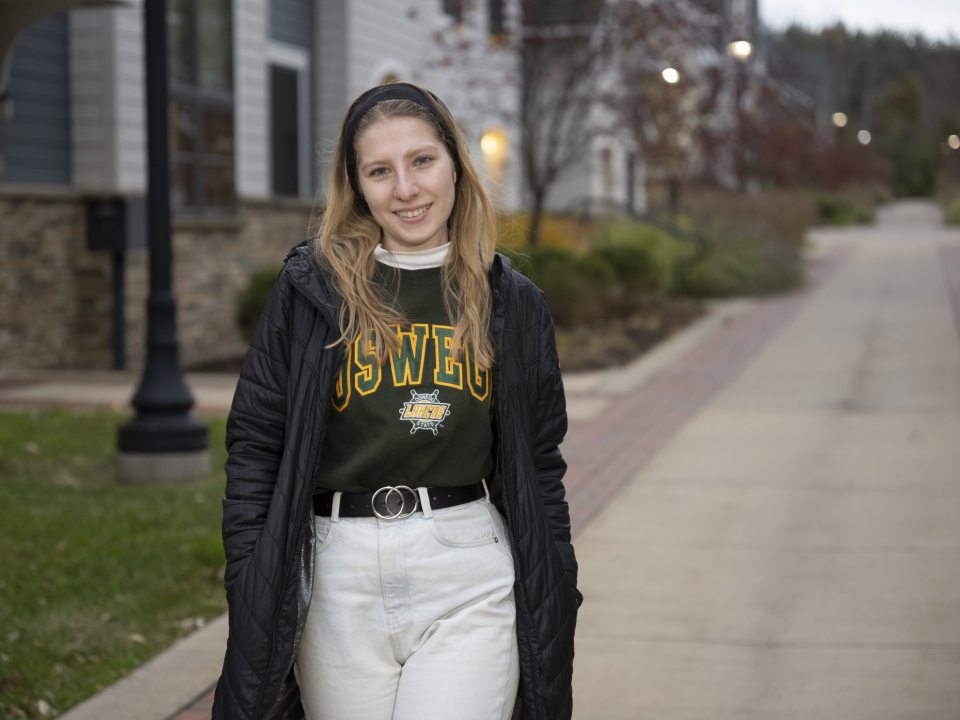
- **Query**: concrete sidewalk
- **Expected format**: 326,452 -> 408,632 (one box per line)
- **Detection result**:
573,200 -> 960,719
0,370 -> 238,414
20,200 -> 960,719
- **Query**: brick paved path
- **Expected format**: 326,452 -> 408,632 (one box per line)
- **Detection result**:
161,241 -> 852,720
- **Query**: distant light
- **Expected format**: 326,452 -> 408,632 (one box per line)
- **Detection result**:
480,133 -> 500,155
727,40 -> 753,62
661,67 -> 680,84
832,112 -> 848,128
480,128 -> 508,168
857,130 -> 872,145
949,134 -> 960,150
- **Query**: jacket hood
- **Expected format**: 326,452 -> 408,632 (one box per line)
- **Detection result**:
282,241 -> 342,325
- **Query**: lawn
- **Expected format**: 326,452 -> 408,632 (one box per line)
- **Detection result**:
0,409 -> 229,719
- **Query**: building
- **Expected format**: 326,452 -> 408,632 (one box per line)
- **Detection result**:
0,0 -> 522,371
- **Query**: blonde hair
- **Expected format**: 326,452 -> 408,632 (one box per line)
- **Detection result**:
311,85 -> 497,368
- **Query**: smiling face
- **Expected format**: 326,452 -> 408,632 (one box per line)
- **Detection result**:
355,115 -> 457,253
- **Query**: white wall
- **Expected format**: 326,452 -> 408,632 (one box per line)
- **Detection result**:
71,0 -> 269,200
235,0 -> 269,199
69,5 -> 146,193
114,4 -> 146,192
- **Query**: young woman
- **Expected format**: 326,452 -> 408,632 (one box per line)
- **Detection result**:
213,82 -> 581,720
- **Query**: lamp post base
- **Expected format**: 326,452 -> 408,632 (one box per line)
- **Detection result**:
117,448 -> 211,483
117,412 -> 210,482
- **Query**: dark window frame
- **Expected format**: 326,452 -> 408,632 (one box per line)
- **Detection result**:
488,0 -> 507,39
168,0 -> 236,217
442,0 -> 463,23
269,63 -> 301,198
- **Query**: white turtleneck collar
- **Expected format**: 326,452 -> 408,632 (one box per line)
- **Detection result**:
374,242 -> 450,270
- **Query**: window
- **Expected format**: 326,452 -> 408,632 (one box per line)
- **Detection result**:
270,66 -> 299,197
480,127 -> 508,198
599,147 -> 612,199
488,0 -> 506,38
268,43 -> 311,199
442,0 -> 463,23
168,0 -> 235,214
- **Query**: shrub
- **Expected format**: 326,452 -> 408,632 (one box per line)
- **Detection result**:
511,248 -> 616,326
496,212 -> 598,252
236,266 -> 282,341
945,198 -> 960,226
678,186 -> 817,247
497,214 -> 529,251
814,192 -> 874,226
591,243 -> 656,292
591,220 -> 685,293
675,222 -> 802,298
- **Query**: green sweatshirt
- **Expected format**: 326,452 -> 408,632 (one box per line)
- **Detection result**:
316,262 -> 494,493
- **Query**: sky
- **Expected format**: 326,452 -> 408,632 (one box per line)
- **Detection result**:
760,0 -> 960,43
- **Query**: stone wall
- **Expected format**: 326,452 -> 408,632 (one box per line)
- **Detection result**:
124,198 -> 315,369
0,189 -> 113,369
0,189 -> 315,372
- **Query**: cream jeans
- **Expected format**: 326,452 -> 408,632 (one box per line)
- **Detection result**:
294,488 -> 519,720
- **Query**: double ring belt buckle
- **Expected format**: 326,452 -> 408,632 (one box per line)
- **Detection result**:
371,485 -> 419,520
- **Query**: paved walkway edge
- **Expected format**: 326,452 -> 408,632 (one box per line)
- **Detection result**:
57,615 -> 228,720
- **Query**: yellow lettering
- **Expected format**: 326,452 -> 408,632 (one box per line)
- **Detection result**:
464,347 -> 490,401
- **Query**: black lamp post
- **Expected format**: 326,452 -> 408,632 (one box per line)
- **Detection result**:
117,0 -> 208,481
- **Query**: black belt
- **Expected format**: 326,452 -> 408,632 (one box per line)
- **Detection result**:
313,482 -> 485,519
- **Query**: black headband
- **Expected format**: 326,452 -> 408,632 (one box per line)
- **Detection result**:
343,83 -> 462,199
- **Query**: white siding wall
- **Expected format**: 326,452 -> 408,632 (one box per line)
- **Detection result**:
69,8 -> 119,190
72,1 -> 267,199
235,0 -> 268,199
70,0 -> 523,208
314,0 -> 348,194
545,156 -> 590,214
70,2 -> 147,194
114,3 -> 146,192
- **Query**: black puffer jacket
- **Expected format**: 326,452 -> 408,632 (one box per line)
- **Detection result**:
213,243 -> 581,719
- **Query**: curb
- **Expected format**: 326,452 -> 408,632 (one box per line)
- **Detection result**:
57,616 -> 228,720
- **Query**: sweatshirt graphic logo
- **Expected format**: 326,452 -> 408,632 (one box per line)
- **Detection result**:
399,389 -> 450,435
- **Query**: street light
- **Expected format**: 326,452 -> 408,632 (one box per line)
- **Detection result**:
949,134 -> 960,151
661,67 -> 680,85
832,112 -> 848,128
857,130 -> 872,145
727,39 -> 753,191
727,40 -> 753,62
117,0 -> 208,481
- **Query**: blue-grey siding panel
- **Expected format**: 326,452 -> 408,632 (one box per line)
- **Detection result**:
0,13 -> 71,185
270,0 -> 312,48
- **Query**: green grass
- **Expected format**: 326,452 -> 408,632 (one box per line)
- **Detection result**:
0,409 -> 229,719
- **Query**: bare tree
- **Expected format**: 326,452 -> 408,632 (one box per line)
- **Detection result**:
519,0 -> 614,245
421,0 -> 730,241
614,0 -> 725,214
421,0 -> 616,246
